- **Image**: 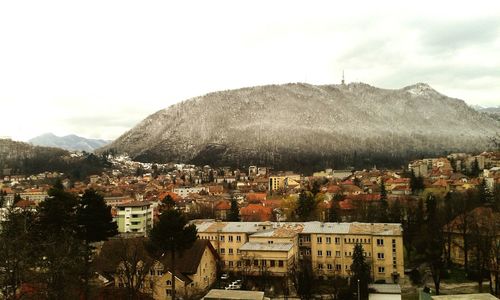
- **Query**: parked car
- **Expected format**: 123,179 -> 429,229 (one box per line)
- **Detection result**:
220,273 -> 229,280
232,279 -> 242,285
225,283 -> 241,290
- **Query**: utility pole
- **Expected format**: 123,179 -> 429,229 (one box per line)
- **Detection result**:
357,279 -> 360,300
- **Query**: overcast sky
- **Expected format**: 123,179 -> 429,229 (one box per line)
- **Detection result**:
1,0 -> 499,141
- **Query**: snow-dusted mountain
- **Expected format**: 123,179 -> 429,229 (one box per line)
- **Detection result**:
29,133 -> 111,152
100,82 -> 500,171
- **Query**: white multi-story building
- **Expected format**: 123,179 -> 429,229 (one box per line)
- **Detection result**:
114,201 -> 154,235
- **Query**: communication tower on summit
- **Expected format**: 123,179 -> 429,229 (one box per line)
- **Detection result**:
341,70 -> 345,85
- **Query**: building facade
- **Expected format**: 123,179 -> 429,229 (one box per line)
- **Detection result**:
195,220 -> 404,283
114,201 -> 154,234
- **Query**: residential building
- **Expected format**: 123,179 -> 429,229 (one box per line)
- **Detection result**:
114,201 -> 154,234
173,186 -> 206,198
195,220 -> 404,283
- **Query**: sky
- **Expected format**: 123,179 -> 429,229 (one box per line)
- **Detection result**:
1,0 -> 499,141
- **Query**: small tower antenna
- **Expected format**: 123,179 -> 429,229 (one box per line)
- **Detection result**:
341,70 -> 345,85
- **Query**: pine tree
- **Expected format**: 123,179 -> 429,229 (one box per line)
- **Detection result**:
296,190 -> 315,221
148,210 -> 197,300
76,189 -> 118,300
350,243 -> 370,299
228,198 -> 240,221
378,181 -> 389,222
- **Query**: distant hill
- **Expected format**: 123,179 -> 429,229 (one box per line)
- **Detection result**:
472,105 -> 500,121
29,133 -> 111,152
0,138 -> 108,178
100,82 -> 500,172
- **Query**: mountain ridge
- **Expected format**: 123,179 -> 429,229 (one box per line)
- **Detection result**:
29,133 -> 111,152
100,82 -> 499,171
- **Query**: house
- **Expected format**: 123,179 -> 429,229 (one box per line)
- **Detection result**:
214,200 -> 231,220
240,204 -> 273,222
368,283 -> 402,300
100,238 -> 219,300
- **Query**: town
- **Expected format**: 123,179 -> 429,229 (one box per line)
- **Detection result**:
0,151 -> 499,300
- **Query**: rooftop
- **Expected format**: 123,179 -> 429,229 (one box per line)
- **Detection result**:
203,289 -> 266,300
239,242 -> 293,252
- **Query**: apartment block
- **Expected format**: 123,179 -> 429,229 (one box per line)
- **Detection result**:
114,201 -> 154,235
195,220 -> 404,283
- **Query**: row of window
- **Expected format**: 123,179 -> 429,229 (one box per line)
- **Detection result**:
220,259 -> 286,268
219,248 -> 240,255
200,235 -> 242,242
317,265 -> 385,274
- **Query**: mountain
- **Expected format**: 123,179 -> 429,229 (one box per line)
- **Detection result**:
29,133 -> 111,152
0,138 -> 108,178
100,82 -> 500,172
472,105 -> 500,122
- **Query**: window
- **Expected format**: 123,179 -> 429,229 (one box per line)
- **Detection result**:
268,241 -> 274,244
317,237 -> 322,243
166,289 -> 172,296
220,248 -> 225,254
326,250 -> 332,257
345,265 -> 350,270
253,260 -> 258,266
304,236 -> 311,242
317,263 -> 323,270
262,260 -> 267,266
377,239 -> 384,246
237,261 -> 242,267
377,253 -> 384,259
327,264 -> 333,270
305,249 -> 311,255
229,261 -> 233,267
336,251 -> 341,257
157,270 -> 163,276
228,248 -> 233,255
270,260 -> 275,267
166,280 -> 172,286
237,235 -> 241,242
220,236 -> 225,242
335,237 -> 341,244
326,237 -> 331,244
317,250 -> 323,256
150,270 -> 155,276
278,260 -> 284,267
228,235 -> 233,242
378,267 -> 385,273
336,264 -> 342,271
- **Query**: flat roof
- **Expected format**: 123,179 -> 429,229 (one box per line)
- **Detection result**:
203,289 -> 265,300
431,294 -> 499,300
115,201 -> 151,208
239,242 -> 293,252
369,284 -> 402,294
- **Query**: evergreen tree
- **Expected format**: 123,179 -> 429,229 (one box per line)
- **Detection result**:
228,197 -> 240,221
328,199 -> 341,222
0,209 -> 37,299
470,158 -> 480,177
296,190 -> 315,221
148,210 -> 197,300
160,194 -> 176,211
478,179 -> 493,205
378,181 -> 389,222
35,183 -> 84,299
76,189 -> 118,300
350,243 -> 370,299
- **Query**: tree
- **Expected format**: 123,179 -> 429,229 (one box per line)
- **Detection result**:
417,193 -> 445,295
35,183 -> 85,299
95,237 -> 155,300
410,171 -> 424,194
294,261 -> 313,300
76,189 -> 118,300
296,190 -> 315,221
0,208 -> 37,299
160,194 -> 176,212
350,243 -> 370,299
378,181 -> 389,222
478,179 -> 493,205
328,198 -> 341,222
469,158 -> 480,177
148,210 -> 197,300
228,197 -> 240,221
